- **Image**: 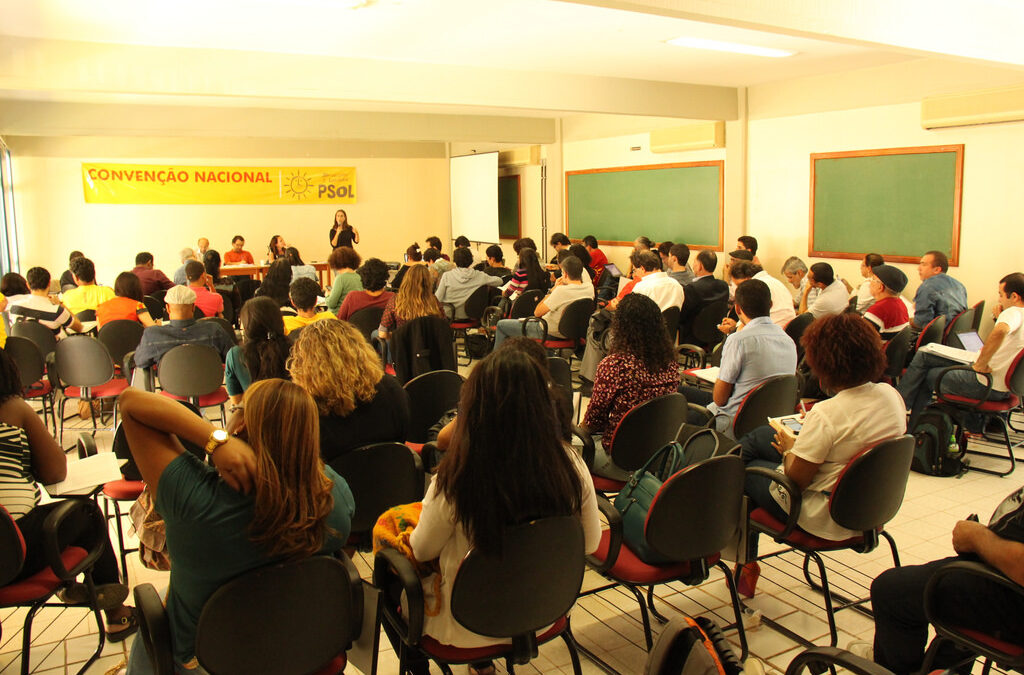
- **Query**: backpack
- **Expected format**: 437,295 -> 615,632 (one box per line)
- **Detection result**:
910,405 -> 967,477
645,616 -> 743,675
988,486 -> 1024,544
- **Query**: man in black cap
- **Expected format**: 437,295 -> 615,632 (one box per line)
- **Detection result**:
864,264 -> 911,338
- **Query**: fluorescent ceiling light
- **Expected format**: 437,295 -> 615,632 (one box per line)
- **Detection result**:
667,36 -> 796,58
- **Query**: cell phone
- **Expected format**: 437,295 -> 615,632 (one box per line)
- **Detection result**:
782,418 -> 803,434
404,253 -> 409,263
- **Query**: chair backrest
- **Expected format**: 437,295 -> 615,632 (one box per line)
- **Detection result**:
98,319 -> 146,368
829,434 -> 914,532
3,336 -> 45,389
609,393 -> 688,472
75,309 -> 97,322
11,320 -> 57,358
403,369 -> 465,443
661,306 -> 681,344
679,428 -> 740,464
142,295 -> 164,321
645,455 -> 744,561
556,298 -> 596,342
692,301 -> 729,347
784,313 -> 815,361
1004,348 -> 1024,397
328,442 -> 425,538
347,306 -> 385,343
462,284 -> 494,321
450,516 -> 584,640
199,317 -> 237,344
546,356 -> 572,396
970,300 -> 985,332
942,308 -> 975,348
195,556 -> 357,675
157,344 -> 225,398
509,289 -> 543,319
193,306 -> 206,319
883,326 -> 914,379
54,335 -> 115,388
915,314 -> 946,351
732,374 -> 800,439
216,290 -> 236,325
0,507 -> 26,587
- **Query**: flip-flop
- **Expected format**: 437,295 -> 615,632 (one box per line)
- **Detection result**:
106,608 -> 139,643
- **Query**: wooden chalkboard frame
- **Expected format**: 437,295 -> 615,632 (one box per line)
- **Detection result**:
564,161 -> 724,249
498,174 -> 521,240
809,145 -> 964,266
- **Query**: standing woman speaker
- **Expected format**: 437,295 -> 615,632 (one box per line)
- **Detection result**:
330,209 -> 359,249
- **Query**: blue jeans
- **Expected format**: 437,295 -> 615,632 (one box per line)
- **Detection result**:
898,351 -> 1009,428
492,318 -> 544,351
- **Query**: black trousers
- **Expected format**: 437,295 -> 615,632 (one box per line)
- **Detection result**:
871,555 -> 1024,675
14,500 -> 120,585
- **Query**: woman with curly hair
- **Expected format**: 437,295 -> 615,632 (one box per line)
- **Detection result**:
581,293 -> 680,480
337,258 -> 394,320
225,297 -> 291,405
289,319 -> 410,461
326,246 -> 362,313
120,379 -> 354,673
735,312 -> 906,597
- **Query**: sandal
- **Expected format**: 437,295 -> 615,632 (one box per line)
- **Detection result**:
469,661 -> 495,675
58,582 -> 129,611
106,607 -> 139,643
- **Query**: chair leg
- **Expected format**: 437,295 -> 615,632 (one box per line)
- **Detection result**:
646,585 -> 669,624
19,600 -> 41,675
801,551 -> 838,646
624,582 -> 654,650
717,560 -> 749,661
881,530 -> 901,568
966,415 -> 1017,476
72,575 -> 107,675
560,623 -> 584,675
112,499 -> 129,584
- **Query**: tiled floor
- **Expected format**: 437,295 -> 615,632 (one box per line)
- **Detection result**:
4,400 -> 1022,674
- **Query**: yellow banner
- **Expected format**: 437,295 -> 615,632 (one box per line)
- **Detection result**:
82,164 -> 357,205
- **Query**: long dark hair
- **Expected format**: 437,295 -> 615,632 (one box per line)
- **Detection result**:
332,209 -> 351,232
609,294 -> 674,372
0,273 -> 29,297
517,248 -> 548,290
0,348 -> 23,404
240,298 -> 290,383
256,259 -> 293,306
113,271 -> 144,302
285,247 -> 305,267
203,249 -> 222,281
434,349 -> 582,556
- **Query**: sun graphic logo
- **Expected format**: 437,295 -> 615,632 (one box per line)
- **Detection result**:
283,171 -> 313,200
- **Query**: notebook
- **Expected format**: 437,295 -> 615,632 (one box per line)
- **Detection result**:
919,342 -> 979,365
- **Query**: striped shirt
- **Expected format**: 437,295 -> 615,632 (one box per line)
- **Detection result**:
8,294 -> 74,334
0,423 -> 39,518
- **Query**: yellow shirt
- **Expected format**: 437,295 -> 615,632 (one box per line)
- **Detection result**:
0,293 -> 6,347
282,311 -> 338,335
62,285 -> 116,316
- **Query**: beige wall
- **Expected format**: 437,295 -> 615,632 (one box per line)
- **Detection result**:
13,152 -> 449,283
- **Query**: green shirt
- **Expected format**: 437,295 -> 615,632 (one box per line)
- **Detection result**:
326,271 -> 363,313
157,452 -> 354,665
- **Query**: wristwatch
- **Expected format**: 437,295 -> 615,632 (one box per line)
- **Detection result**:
204,428 -> 230,456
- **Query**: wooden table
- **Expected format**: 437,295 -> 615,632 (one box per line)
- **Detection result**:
222,261 -> 332,287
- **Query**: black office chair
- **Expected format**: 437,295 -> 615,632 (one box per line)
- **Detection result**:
662,306 -> 681,345
75,309 -> 97,322
522,297 -> 595,364
785,313 -> 815,363
157,344 -> 229,425
403,369 -> 465,444
4,336 -> 56,431
881,326 -> 913,386
508,289 -> 544,319
328,442 -> 425,550
198,317 -> 237,344
677,301 -> 730,368
784,648 -> 892,675
942,308 -> 976,348
970,300 -> 986,332
142,295 -> 165,321
730,374 -> 800,439
135,555 -> 362,675
347,305 -> 385,343
97,319 -> 145,375
53,334 -> 130,444
11,319 -> 58,361
375,516 -> 586,675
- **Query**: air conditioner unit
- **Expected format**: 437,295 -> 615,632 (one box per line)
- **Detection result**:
922,85 -> 1024,129
498,145 -> 541,167
649,121 -> 725,153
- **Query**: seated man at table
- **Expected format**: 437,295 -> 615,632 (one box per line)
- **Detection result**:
679,279 -> 797,435
131,251 -> 174,296
62,257 -> 115,316
8,266 -> 84,335
133,285 -> 235,368
185,260 -> 224,318
223,235 -> 255,265
283,277 -> 337,335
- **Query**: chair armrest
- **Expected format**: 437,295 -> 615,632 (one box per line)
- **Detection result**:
585,495 -> 622,574
935,365 -> 994,408
676,344 -> 707,369
784,647 -> 894,675
441,303 -> 456,323
134,582 -> 176,675
76,432 -> 98,459
372,547 -> 426,645
42,499 -> 106,581
522,316 -> 549,342
572,425 -> 596,469
686,403 -> 714,428
744,466 -> 803,541
338,552 -> 364,640
924,560 -> 1024,637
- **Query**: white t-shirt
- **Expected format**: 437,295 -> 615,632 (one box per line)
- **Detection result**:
809,279 -> 850,318
769,382 -> 907,541
988,305 -> 1024,392
543,282 -> 593,337
753,271 -> 797,327
633,271 -> 684,311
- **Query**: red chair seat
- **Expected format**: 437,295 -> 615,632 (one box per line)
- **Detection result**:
385,364 -> 396,377
64,379 -> 130,400
0,546 -> 89,606
541,339 -> 575,349
591,530 -> 716,585
24,381 -> 52,398
312,654 -> 347,675
405,442 -> 424,455
750,508 -> 867,550
940,393 -> 1020,412
103,479 -> 144,500
419,616 -> 567,662
161,387 -> 229,408
451,320 -> 479,330
958,627 -> 1024,657
591,474 -> 625,493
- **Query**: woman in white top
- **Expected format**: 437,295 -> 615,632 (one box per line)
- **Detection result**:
398,348 -> 601,675
736,312 -> 906,597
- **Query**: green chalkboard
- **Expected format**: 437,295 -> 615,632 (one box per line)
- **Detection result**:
566,162 -> 723,248
811,145 -> 963,265
498,175 -> 520,239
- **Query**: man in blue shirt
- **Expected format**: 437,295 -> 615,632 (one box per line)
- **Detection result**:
912,250 -> 967,330
133,285 -> 235,369
680,279 -> 798,437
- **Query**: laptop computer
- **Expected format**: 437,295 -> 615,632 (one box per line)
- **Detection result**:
957,331 -> 984,352
604,262 -> 622,278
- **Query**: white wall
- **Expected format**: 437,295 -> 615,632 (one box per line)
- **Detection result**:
13,152 -> 449,282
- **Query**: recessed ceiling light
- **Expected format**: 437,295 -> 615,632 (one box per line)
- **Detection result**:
667,36 -> 796,58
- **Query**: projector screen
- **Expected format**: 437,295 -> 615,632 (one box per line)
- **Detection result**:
450,152 -> 499,244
